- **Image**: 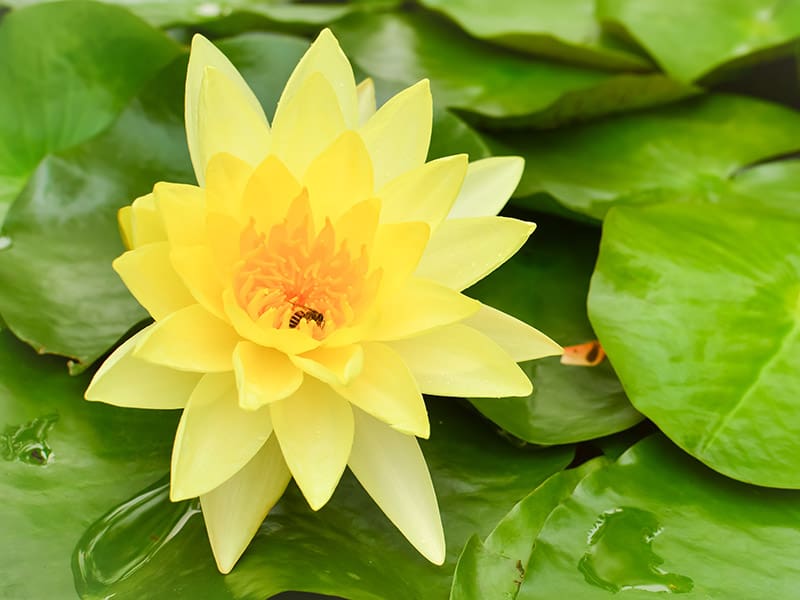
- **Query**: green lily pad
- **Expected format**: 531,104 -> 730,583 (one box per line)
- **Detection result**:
0,328 -> 180,599
597,0 -> 800,82
451,457 -> 608,600
419,0 -> 651,70
333,11 -> 694,129
500,94 -> 800,220
517,435 -> 800,598
0,32 -> 309,370
726,159 -> 800,219
467,214 -> 641,445
589,202 -> 800,487
0,0 -> 180,223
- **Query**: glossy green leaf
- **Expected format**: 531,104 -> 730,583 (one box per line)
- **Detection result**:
467,214 -> 641,445
501,94 -> 800,220
0,0 -> 180,223
420,0 -> 651,70
0,33 -> 308,370
451,457 -> 607,600
589,202 -> 800,487
517,435 -> 800,598
333,11 -> 694,128
0,328 -> 180,599
726,159 -> 800,219
598,0 -> 800,82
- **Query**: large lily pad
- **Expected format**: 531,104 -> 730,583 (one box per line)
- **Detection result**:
333,11 -> 694,129
467,214 -> 640,445
500,94 -> 800,219
0,0 -> 180,223
419,0 -> 651,70
589,202 -> 800,487
598,0 -> 800,82
517,435 -> 800,598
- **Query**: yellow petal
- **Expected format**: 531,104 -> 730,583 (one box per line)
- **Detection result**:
171,372 -> 272,500
205,151 -> 256,220
463,304 -> 563,362
370,221 -> 430,298
85,326 -> 200,409
360,79 -> 432,189
233,341 -> 303,410
277,28 -> 358,128
302,131 -> 374,224
367,278 -> 479,341
447,156 -> 525,219
348,408 -> 444,564
378,154 -> 468,228
186,34 -> 268,186
271,71 -> 347,178
388,324 -> 532,397
242,154 -> 303,233
153,182 -> 205,247
356,77 -> 376,125
118,206 -> 133,250
200,434 -> 290,574
334,342 -> 428,438
113,242 -> 196,320
170,245 -> 225,319
206,211 -> 241,279
291,344 -> 364,386
270,378 -> 353,510
333,197 -> 381,256
134,304 -> 240,372
130,193 -> 166,248
415,216 -> 535,291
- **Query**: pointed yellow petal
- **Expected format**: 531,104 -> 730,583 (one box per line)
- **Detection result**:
170,245 -> 225,319
448,157 -> 524,219
270,379 -> 353,510
200,434 -> 290,574
334,342 -> 428,438
113,242 -> 196,320
463,304 -> 563,362
277,28 -> 358,128
134,304 -> 240,372
205,150 -> 256,220
118,206 -> 133,250
302,131 -> 374,224
360,79 -> 432,188
242,154 -> 303,232
130,193 -> 166,248
206,211 -> 241,279
153,182 -> 205,247
378,154 -> 468,228
371,221 -> 430,298
333,197 -> 380,255
186,34 -> 268,186
415,217 -> 535,291
291,344 -> 364,386
368,278 -> 479,341
356,77 -> 376,126
233,341 -> 303,410
389,324 -> 532,397
85,326 -> 200,409
271,71 -> 346,178
348,408 -> 444,564
171,372 -> 272,500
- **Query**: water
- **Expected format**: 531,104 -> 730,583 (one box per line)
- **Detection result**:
1,413 -> 59,465
578,507 -> 693,594
72,475 -> 200,598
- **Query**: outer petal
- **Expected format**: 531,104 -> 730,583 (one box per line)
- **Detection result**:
129,194 -> 166,248
205,152 -> 254,219
463,304 -> 563,362
113,242 -> 196,320
85,326 -> 200,409
290,344 -> 364,386
233,341 -> 303,410
359,79 -> 432,189
186,34 -> 268,186
415,217 -> 535,291
334,342 -> 428,438
170,245 -> 225,319
348,408 -> 444,565
356,77 -> 376,126
153,182 -> 205,247
270,378 -> 354,510
388,324 -> 532,397
118,206 -> 133,250
276,28 -> 358,128
171,372 -> 272,500
134,304 -> 240,372
447,157 -> 525,219
378,154 -> 468,228
200,434 -> 290,574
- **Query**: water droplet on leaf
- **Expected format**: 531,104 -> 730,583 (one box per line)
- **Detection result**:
1,413 -> 58,465
0,235 -> 11,250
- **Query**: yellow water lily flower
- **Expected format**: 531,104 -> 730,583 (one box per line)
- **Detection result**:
85,29 -> 561,573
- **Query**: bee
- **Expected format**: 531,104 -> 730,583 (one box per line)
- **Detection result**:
288,305 -> 325,329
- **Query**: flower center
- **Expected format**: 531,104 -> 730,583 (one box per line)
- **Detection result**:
232,190 -> 375,338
